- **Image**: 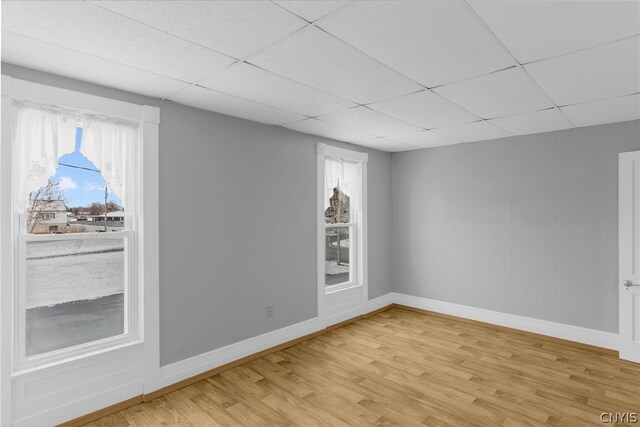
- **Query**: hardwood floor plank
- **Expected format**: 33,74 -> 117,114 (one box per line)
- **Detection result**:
82,308 -> 640,427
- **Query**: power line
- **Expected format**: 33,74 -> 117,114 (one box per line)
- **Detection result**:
58,162 -> 101,173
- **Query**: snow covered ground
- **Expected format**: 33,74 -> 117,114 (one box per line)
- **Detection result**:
325,260 -> 350,286
325,260 -> 349,276
69,223 -> 123,233
27,294 -> 123,356
26,239 -> 124,309
27,238 -> 123,258
329,239 -> 350,248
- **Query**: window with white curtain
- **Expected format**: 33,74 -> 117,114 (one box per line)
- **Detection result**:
324,157 -> 360,287
12,101 -> 140,367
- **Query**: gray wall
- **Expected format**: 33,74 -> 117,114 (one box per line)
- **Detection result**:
2,64 -> 393,366
9,61 -> 636,356
392,120 -> 640,333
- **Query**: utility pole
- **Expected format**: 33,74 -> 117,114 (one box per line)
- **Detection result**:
336,179 -> 341,266
104,186 -> 108,232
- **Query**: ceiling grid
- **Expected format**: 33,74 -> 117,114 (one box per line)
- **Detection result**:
458,0 -> 577,134
2,0 -> 638,152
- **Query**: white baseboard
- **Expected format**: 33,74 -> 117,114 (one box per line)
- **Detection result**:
157,317 -> 323,390
157,295 -> 396,392
392,292 -> 619,351
366,293 -> 395,312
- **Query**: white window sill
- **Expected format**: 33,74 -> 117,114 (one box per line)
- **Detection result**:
325,282 -> 362,295
13,338 -> 143,378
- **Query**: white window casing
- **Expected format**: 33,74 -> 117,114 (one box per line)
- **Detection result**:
1,75 -> 160,426
317,143 -> 368,327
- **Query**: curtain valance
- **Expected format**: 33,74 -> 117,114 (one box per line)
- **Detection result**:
13,100 -> 139,214
81,120 -> 139,215
324,157 -> 359,223
13,102 -> 78,213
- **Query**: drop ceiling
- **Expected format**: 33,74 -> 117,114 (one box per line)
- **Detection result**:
2,0 -> 639,152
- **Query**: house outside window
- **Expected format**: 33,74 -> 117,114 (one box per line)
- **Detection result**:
30,200 -> 68,234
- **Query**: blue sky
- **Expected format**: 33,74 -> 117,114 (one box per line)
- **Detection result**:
48,128 -> 122,208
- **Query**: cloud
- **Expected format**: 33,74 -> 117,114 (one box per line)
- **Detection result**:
84,182 -> 104,192
58,176 -> 77,190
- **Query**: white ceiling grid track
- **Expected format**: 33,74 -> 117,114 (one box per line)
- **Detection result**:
2,0 -> 639,152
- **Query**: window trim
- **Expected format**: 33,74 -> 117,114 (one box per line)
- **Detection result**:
316,143 -> 368,325
0,75 -> 160,424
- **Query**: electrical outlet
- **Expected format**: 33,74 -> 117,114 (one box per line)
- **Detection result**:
266,306 -> 273,318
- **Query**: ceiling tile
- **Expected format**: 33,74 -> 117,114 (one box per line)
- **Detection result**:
358,138 -> 416,153
283,118 -> 375,143
468,0 -> 640,63
199,62 -> 356,117
89,1 -> 306,59
2,1 -> 235,83
249,26 -> 422,104
169,85 -> 306,125
433,67 -> 553,119
318,107 -> 422,137
525,36 -> 640,106
391,130 -> 460,148
317,0 -> 515,87
560,94 -> 640,128
433,121 -> 510,143
368,90 -> 479,129
274,1 -> 350,22
1,31 -> 189,98
489,108 -> 573,136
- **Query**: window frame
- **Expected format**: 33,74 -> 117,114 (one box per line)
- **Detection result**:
317,143 -> 368,320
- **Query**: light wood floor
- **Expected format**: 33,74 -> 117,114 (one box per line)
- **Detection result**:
85,307 -> 639,426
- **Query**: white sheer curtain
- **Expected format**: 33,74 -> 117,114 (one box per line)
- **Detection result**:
13,100 -> 140,215
324,157 -> 359,220
81,120 -> 139,214
13,102 -> 78,213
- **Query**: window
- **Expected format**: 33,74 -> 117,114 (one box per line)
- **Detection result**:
317,143 -> 368,298
12,101 -> 140,368
324,158 -> 359,287
1,76 -> 160,425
